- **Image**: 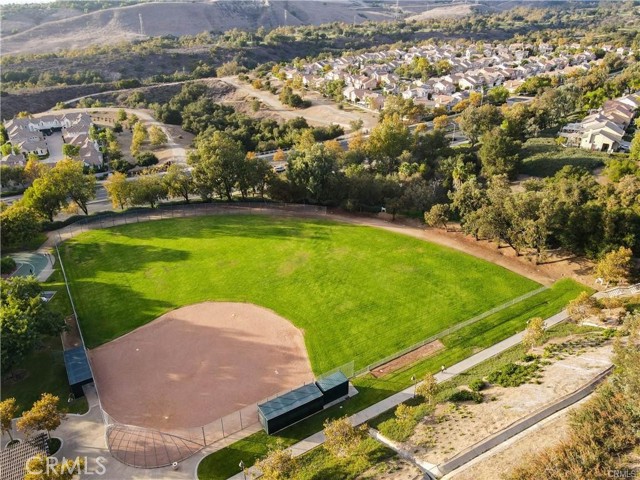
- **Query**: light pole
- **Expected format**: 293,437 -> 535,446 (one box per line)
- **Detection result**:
239,460 -> 246,480
411,375 -> 417,398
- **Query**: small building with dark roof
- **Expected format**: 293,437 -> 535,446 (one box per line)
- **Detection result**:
257,383 -> 324,435
63,346 -> 93,398
315,371 -> 349,405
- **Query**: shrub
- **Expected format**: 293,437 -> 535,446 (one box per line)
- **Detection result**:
135,151 -> 159,167
469,379 -> 486,392
448,389 -> 483,403
1,257 -> 16,274
487,361 -> 541,387
377,403 -> 431,442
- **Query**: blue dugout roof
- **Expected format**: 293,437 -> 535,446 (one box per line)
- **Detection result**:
63,347 -> 93,386
258,383 -> 323,421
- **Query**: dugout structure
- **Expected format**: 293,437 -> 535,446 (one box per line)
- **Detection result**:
63,346 -> 93,398
258,384 -> 324,435
316,371 -> 349,405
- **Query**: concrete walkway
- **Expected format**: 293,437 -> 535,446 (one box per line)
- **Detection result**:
226,311 -> 570,479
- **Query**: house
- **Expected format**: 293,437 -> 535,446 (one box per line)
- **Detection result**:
580,129 -> 623,153
0,152 -> 25,167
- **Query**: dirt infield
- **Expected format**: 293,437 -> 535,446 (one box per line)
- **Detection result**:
371,340 -> 444,378
89,302 -> 314,430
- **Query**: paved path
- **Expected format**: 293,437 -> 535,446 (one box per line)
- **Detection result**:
226,310 -> 570,479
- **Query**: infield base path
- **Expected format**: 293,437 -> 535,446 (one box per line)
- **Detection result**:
89,302 -> 314,430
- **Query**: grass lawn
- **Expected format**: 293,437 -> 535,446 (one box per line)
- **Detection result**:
520,137 -> 610,178
1,269 -> 88,415
197,278 -> 590,480
60,215 -> 540,373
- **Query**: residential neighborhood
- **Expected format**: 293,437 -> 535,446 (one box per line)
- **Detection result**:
1,113 -> 103,169
277,41 -> 623,112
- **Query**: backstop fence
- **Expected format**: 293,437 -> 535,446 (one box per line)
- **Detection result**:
99,361 -> 354,468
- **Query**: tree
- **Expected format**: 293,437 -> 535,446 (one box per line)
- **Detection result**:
456,104 -> 503,146
17,393 -> 66,440
1,277 -> 66,375
104,172 -> 131,209
415,374 -> 438,405
424,204 -> 450,230
254,444 -> 297,480
567,291 -> 601,323
486,85 -> 509,105
273,148 -> 287,163
595,247 -> 633,285
135,151 -> 159,167
117,108 -> 127,122
349,119 -> 364,132
478,127 -> 522,178
0,398 -> 18,441
323,416 -> 367,459
0,202 -> 42,249
287,143 -> 342,204
130,122 -> 148,156
367,113 -> 412,174
628,129 -> 640,161
24,455 -> 84,480
24,157 -> 47,183
22,174 -> 67,222
148,125 -> 168,147
432,115 -> 449,131
191,130 -> 246,201
51,159 -> 96,215
61,144 -> 80,159
523,317 -> 545,349
164,164 -> 194,203
129,174 -> 168,208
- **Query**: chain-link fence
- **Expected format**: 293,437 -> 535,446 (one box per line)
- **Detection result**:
101,362 -> 354,468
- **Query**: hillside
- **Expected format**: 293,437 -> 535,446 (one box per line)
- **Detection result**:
1,0 -> 406,55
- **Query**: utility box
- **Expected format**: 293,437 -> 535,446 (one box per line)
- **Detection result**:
315,371 -> 349,405
258,383 -> 324,435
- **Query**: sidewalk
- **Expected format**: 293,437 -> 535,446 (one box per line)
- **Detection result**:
227,311 -> 569,479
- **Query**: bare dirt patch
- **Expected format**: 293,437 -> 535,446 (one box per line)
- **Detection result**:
371,340 -> 444,378
89,302 -> 314,430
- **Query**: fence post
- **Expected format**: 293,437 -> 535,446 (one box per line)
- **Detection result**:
202,427 -> 206,446
221,418 -> 225,438
239,410 -> 243,430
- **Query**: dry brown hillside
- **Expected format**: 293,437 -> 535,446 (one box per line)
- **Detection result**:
0,0 -> 408,56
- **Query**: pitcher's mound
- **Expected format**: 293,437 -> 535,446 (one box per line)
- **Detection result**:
89,302 -> 313,430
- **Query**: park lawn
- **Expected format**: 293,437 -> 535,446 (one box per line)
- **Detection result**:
520,137 -> 610,178
197,278 -> 590,480
1,269 -> 88,415
60,215 -> 540,373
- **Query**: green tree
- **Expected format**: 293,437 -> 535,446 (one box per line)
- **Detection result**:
424,204 -> 450,230
628,129 -> 640,161
478,127 -> 522,178
191,130 -> 246,201
1,277 -> 65,375
164,163 -> 194,203
487,85 -> 510,105
51,159 -> 96,215
117,108 -> 127,122
595,247 -> 633,285
148,125 -> 168,147
17,393 -> 65,440
287,143 -> 342,204
0,202 -> 42,249
567,291 -> 601,323
323,416 -> 367,459
367,113 -> 412,174
22,174 -> 67,222
61,144 -> 80,159
129,174 -> 168,208
415,374 -> 438,405
432,115 -> 449,131
456,104 -> 503,146
0,398 -> 18,441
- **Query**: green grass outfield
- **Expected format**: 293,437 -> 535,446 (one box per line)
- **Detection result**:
197,279 -> 591,480
60,215 -> 540,373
